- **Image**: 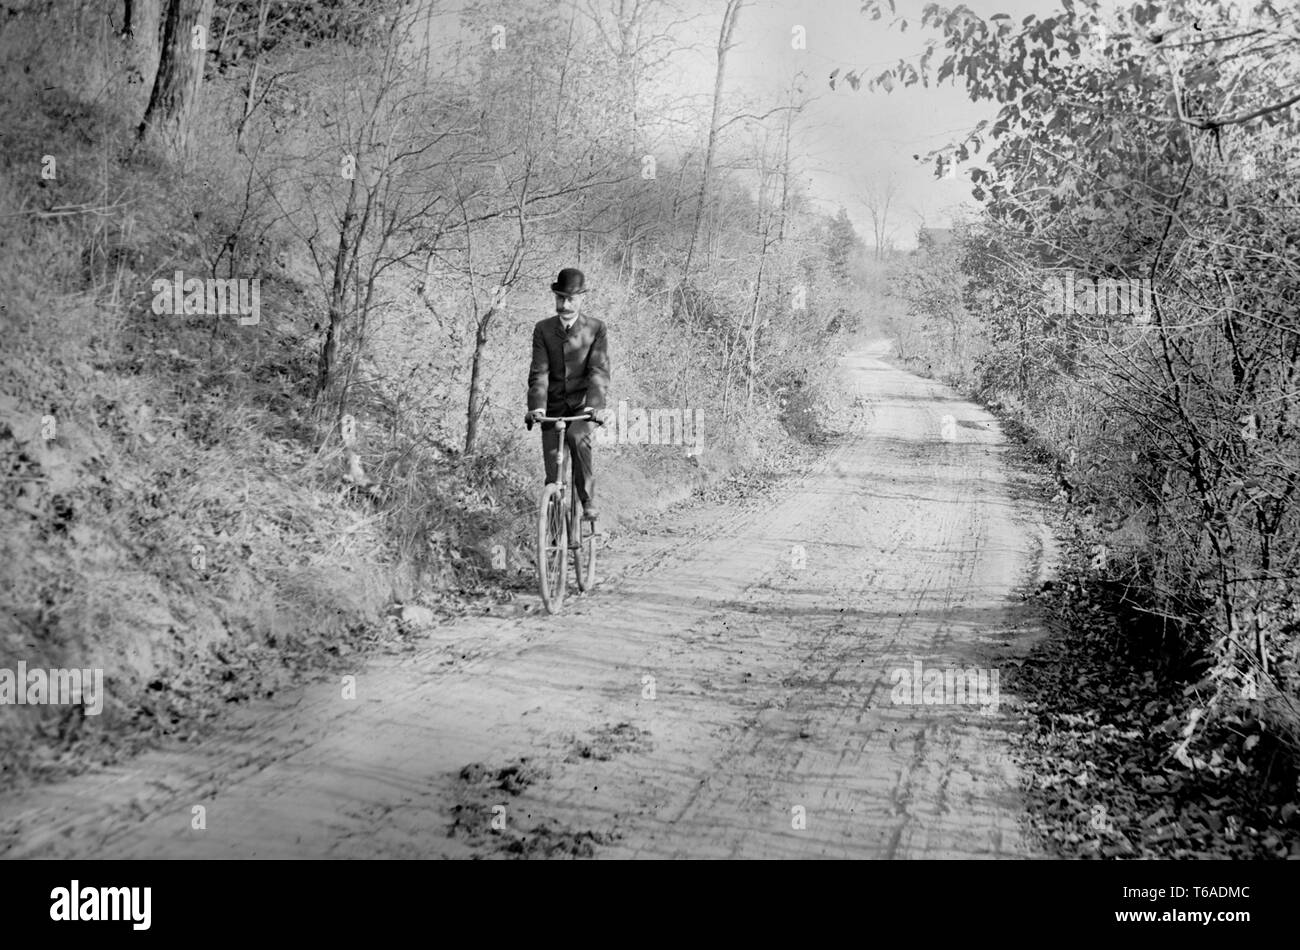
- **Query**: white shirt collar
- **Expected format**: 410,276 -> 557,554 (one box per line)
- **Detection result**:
559,313 -> 579,330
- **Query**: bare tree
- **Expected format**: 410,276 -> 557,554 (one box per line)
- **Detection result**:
860,173 -> 899,262
679,0 -> 743,291
235,0 -> 272,153
583,0 -> 702,279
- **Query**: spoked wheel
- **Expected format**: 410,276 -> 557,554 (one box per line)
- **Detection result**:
537,483 -> 568,614
573,503 -> 597,593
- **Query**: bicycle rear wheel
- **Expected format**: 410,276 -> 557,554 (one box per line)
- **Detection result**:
537,483 -> 568,613
573,501 -> 597,593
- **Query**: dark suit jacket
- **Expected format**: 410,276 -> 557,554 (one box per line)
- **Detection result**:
527,313 -> 611,414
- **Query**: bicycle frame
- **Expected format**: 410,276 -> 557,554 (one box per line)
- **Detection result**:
555,419 -> 579,542
530,412 -> 600,612
539,413 -> 588,514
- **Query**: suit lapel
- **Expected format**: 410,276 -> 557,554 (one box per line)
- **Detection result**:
555,313 -> 585,347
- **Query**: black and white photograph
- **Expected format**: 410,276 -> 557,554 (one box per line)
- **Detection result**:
0,0 -> 1294,923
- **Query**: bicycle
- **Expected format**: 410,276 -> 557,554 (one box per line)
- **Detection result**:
526,411 -> 602,614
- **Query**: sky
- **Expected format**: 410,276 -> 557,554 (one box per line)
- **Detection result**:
418,0 -> 1088,250
708,0 -> 1063,249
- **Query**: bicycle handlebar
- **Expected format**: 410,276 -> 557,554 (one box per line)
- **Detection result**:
525,411 -> 605,430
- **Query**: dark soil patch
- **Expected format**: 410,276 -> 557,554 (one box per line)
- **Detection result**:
565,721 -> 653,763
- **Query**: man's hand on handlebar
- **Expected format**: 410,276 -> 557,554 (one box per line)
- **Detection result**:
525,407 -> 608,429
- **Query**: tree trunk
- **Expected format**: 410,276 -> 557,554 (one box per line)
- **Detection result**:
680,0 -> 742,291
777,76 -> 797,244
123,0 -> 164,89
236,0 -> 271,152
317,308 -> 341,401
136,0 -> 214,162
746,226 -> 771,411
1017,312 -> 1028,397
316,175 -> 362,398
464,311 -> 496,455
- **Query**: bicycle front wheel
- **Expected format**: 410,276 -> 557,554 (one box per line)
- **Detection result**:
573,505 -> 597,593
537,483 -> 568,614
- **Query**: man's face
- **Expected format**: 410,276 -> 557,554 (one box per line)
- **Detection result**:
555,292 -> 582,318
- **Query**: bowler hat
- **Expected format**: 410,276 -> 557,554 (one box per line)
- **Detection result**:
551,267 -> 587,296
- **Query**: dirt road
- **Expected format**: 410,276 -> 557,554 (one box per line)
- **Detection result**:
0,342 -> 1056,859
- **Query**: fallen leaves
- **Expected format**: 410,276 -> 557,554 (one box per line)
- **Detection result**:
1014,558 -> 1300,859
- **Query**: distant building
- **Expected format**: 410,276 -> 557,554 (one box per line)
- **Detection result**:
916,227 -> 957,251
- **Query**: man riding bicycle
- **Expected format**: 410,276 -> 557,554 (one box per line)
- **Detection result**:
526,267 -> 612,524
